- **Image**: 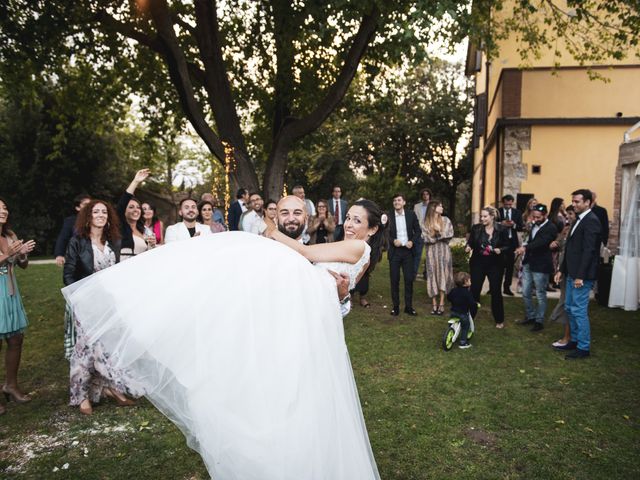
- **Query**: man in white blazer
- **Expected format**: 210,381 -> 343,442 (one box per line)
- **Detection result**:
165,198 -> 212,243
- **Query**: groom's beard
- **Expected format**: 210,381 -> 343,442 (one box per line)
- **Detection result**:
278,221 -> 305,240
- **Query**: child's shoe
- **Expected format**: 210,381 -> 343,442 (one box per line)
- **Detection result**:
458,342 -> 472,349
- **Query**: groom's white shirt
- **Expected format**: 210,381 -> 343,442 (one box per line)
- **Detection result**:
165,222 -> 212,243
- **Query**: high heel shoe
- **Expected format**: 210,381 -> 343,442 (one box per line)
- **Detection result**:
103,387 -> 136,407
79,399 -> 93,415
2,385 -> 32,404
437,305 -> 445,315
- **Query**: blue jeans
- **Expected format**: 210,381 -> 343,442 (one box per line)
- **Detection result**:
451,312 -> 471,343
564,276 -> 594,351
521,264 -> 549,323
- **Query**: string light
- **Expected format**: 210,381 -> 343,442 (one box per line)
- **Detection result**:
222,141 -> 236,220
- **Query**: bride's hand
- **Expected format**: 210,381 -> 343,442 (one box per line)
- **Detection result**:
263,216 -> 278,238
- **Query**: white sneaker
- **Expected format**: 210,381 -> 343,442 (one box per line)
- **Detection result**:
459,343 -> 472,349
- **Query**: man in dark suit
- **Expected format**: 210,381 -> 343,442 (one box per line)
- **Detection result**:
555,189 -> 601,359
515,204 -> 558,331
498,194 -> 524,295
328,186 -> 348,241
54,194 -> 91,266
388,194 -> 421,316
227,188 -> 249,231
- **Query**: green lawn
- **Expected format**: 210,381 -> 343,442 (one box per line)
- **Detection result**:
1,262 -> 638,479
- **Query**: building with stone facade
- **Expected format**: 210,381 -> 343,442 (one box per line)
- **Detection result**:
465,20 -> 640,251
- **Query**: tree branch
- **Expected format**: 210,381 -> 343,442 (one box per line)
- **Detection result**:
95,10 -> 207,90
95,10 -> 163,53
282,5 -> 381,142
192,0 -> 250,155
146,0 -> 225,161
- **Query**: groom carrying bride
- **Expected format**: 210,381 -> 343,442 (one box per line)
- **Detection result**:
272,195 -> 352,316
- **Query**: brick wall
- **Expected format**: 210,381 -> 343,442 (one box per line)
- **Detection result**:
610,140 -> 640,253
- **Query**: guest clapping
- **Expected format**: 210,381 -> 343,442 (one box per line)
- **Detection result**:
64,199 -> 134,414
307,200 -> 336,244
466,206 -> 510,328
0,197 -> 36,413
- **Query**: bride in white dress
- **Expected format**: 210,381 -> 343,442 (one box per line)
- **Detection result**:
62,197 -> 385,480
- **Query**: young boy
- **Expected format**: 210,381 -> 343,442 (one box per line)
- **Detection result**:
447,272 -> 478,349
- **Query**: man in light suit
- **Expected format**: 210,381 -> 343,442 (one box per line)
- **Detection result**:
498,194 -> 524,295
389,194 -> 421,316
515,204 -> 558,331
328,186 -> 348,241
227,188 -> 249,231
554,189 -> 601,359
165,198 -> 212,243
412,188 -> 431,280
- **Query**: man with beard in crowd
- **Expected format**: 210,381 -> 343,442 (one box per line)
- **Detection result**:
165,198 -> 211,242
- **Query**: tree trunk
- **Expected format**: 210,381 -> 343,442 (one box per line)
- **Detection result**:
448,186 -> 458,224
264,135 -> 291,200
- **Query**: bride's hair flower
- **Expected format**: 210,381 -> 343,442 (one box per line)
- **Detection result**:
380,213 -> 388,226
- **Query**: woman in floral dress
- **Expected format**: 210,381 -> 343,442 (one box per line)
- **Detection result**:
64,199 -> 135,415
422,200 -> 454,314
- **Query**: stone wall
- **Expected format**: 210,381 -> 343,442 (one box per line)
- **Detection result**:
502,126 -> 531,198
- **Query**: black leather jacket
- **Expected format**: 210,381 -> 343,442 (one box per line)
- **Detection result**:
63,236 -> 121,286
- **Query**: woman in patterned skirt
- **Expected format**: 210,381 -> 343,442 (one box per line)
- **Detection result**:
422,200 -> 454,315
64,199 -> 135,415
0,197 -> 36,415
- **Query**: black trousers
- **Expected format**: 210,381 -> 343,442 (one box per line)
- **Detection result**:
470,257 -> 505,324
389,248 -> 415,309
502,250 -> 516,291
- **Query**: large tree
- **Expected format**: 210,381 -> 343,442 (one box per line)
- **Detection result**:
287,60 -> 473,221
1,1 -> 637,200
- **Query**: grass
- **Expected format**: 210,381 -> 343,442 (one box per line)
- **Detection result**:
1,260 -> 639,479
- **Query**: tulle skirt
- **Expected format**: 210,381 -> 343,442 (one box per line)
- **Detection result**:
62,232 -> 379,480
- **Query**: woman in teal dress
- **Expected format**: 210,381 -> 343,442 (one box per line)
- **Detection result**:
0,197 -> 36,415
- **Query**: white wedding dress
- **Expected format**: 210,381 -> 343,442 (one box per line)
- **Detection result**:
62,232 -> 380,480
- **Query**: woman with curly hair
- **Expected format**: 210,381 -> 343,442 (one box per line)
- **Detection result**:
64,199 -> 135,414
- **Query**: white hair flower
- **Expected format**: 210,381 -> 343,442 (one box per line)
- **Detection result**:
380,213 -> 388,226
